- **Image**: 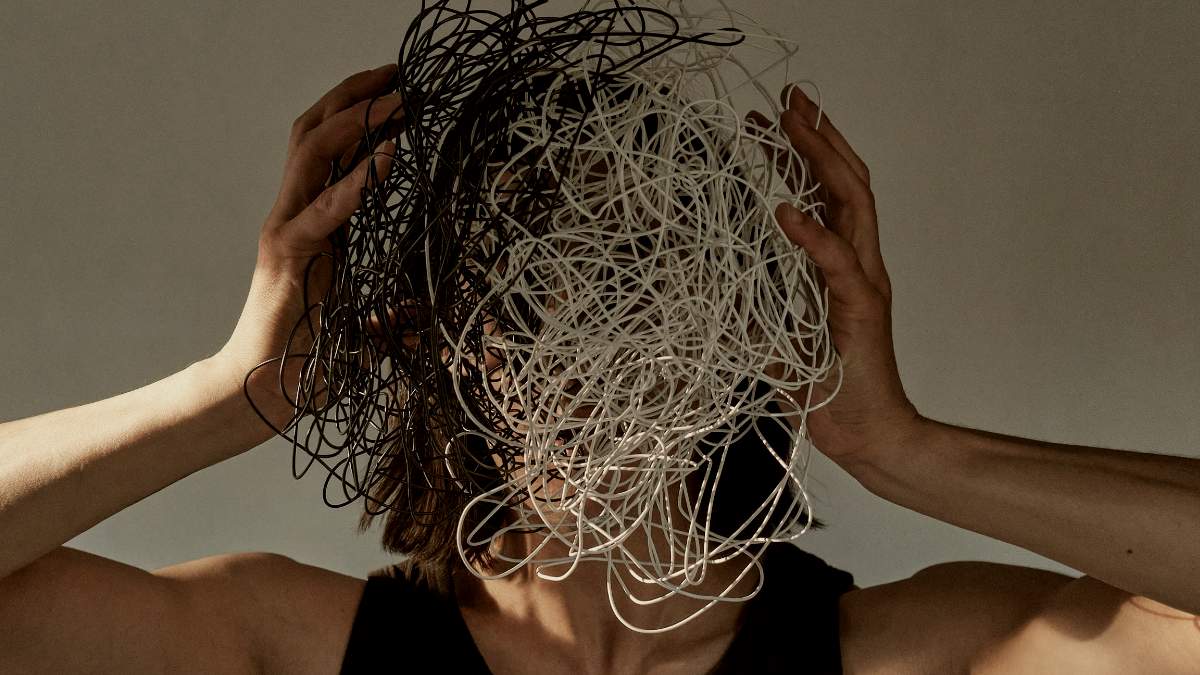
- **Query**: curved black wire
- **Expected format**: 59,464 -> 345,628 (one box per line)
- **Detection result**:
240,0 -> 750,534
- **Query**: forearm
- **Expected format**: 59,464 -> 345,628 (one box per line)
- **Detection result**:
0,357 -> 282,579
852,417 -> 1200,615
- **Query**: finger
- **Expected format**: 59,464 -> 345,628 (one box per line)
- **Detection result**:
336,107 -> 407,169
748,99 -> 890,305
779,109 -> 870,212
781,83 -> 870,186
745,110 -> 804,193
775,202 -> 883,314
280,93 -> 405,213
307,92 -> 405,168
365,304 -> 397,334
779,108 -> 884,264
285,139 -> 396,245
751,107 -> 889,302
779,100 -> 890,301
292,63 -> 397,138
366,301 -> 424,351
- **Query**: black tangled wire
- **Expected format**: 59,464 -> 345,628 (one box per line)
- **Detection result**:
240,0 -> 763,539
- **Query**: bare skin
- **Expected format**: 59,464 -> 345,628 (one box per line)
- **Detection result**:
1,64 -> 1199,674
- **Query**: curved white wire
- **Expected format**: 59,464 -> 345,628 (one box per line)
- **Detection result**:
441,0 -> 843,634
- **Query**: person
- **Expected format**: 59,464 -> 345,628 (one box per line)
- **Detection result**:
0,62 -> 1197,675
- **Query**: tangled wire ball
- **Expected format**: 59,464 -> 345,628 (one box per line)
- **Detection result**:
244,0 -> 843,633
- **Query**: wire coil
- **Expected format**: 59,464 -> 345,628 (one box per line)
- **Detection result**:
244,0 -> 841,633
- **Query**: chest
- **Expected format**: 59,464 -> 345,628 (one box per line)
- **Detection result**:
458,604 -> 742,675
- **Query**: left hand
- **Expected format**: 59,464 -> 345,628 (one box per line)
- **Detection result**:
215,64 -> 401,430
747,84 -> 925,473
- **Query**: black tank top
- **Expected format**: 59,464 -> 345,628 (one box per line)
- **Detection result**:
339,543 -> 855,674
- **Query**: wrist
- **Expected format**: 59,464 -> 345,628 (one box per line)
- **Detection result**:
844,413 -> 946,500
194,354 -> 295,447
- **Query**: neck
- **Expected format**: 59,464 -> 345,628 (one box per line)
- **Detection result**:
453,529 -> 763,673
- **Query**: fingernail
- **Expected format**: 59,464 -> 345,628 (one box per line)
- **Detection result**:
374,63 -> 396,73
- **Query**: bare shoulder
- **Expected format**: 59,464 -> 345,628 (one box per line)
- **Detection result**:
155,551 -> 367,675
838,560 -> 1200,675
837,560 -> 1075,674
968,573 -> 1200,674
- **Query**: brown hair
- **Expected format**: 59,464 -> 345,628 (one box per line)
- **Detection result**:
354,389 -> 512,594
357,379 -> 825,595
355,75 -> 825,595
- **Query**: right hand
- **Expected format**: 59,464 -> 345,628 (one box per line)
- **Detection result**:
212,63 -> 401,433
746,84 -> 922,472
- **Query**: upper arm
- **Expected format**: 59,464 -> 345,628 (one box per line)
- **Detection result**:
968,574 -> 1200,675
154,549 -> 367,674
0,546 -> 257,674
0,546 -> 366,675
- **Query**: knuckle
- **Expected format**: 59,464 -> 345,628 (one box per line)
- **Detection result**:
866,289 -> 888,313
287,130 -> 304,155
878,270 -> 893,295
830,234 -> 857,261
291,138 -> 319,165
879,280 -> 893,304
290,114 -> 313,138
847,180 -> 872,206
260,214 -> 288,239
845,187 -> 877,218
312,187 -> 338,214
257,223 -> 286,256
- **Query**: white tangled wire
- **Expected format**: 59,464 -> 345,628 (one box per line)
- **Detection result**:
444,0 -> 842,633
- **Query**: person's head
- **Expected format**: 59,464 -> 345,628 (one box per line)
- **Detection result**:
355,66 -> 825,595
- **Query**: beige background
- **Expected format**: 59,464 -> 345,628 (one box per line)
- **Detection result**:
2,1 -> 1197,588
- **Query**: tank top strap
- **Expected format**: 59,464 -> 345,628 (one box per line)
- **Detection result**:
339,564 -> 491,674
